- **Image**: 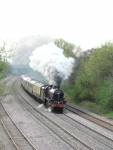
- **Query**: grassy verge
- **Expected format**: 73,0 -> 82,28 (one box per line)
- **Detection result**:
63,84 -> 113,119
104,112 -> 113,119
79,101 -> 113,119
77,101 -> 103,114
68,99 -> 113,119
0,82 -> 6,96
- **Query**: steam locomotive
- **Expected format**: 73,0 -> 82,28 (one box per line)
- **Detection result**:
21,76 -> 66,112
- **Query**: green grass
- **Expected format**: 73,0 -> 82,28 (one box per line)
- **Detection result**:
77,101 -> 103,114
105,112 -> 113,119
70,100 -> 113,120
62,84 -> 76,103
0,82 -> 5,96
63,84 -> 113,120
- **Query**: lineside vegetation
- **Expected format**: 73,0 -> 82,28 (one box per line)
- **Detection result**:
0,42 -> 11,94
56,40 -> 113,118
74,43 -> 113,112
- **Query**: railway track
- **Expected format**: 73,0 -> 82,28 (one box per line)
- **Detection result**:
0,101 -> 37,150
57,112 -> 113,149
15,81 -> 91,150
0,116 -> 17,150
2,78 -> 76,150
15,79 -> 113,150
0,119 -> 20,150
65,104 -> 113,132
19,76 -> 113,133
0,78 -> 37,150
1,77 -> 113,150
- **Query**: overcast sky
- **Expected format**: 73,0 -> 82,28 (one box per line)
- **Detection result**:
0,0 -> 113,49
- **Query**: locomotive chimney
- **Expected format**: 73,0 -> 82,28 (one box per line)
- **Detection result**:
54,75 -> 62,88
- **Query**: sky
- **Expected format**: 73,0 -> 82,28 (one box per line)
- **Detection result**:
0,0 -> 113,49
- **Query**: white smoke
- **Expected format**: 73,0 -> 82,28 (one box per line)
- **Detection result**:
29,43 -> 75,86
12,35 -> 52,66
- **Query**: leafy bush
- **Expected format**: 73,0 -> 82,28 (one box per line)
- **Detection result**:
0,82 -> 5,95
62,42 -> 113,113
0,61 -> 10,79
55,38 -> 75,58
95,79 -> 113,112
62,84 -> 76,102
74,43 -> 113,103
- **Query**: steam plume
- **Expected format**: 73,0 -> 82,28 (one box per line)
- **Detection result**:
29,43 -> 75,86
12,35 -> 52,66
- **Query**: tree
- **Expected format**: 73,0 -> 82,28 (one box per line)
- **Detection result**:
0,41 -> 13,62
0,41 -> 12,79
55,38 -> 84,84
75,43 -> 113,104
55,38 -> 75,58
